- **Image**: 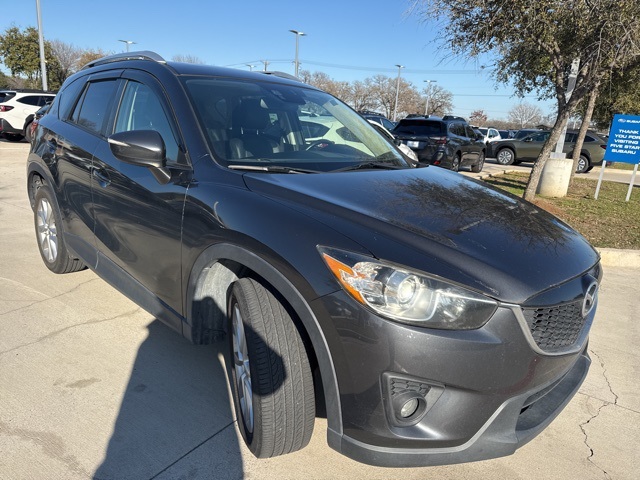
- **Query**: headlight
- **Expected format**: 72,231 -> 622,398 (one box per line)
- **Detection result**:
319,246 -> 498,330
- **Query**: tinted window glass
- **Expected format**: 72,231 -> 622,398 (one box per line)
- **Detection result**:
301,120 -> 330,138
394,120 -> 444,136
71,80 -> 118,134
565,133 -> 577,143
17,96 -> 41,106
114,81 -> 181,163
585,135 -> 597,142
464,125 -> 476,138
0,92 -> 16,103
529,132 -> 550,142
380,118 -> 396,131
58,78 -> 85,120
449,123 -> 466,136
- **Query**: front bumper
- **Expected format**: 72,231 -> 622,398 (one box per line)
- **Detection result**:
315,289 -> 594,467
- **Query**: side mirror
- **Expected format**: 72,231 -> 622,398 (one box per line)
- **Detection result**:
108,130 -> 166,168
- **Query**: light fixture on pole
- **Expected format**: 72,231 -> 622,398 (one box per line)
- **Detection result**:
393,65 -> 404,122
35,0 -> 48,91
245,64 -> 256,72
118,40 -> 136,52
289,29 -> 306,77
423,80 -> 437,116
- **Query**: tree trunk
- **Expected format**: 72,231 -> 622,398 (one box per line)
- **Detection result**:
570,82 -> 600,184
523,106 -> 574,201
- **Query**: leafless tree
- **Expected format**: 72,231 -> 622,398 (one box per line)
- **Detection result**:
508,102 -> 543,128
172,54 -> 204,64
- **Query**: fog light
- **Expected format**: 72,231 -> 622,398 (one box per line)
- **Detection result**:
400,398 -> 419,418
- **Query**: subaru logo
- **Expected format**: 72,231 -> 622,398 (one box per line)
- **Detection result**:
582,281 -> 599,317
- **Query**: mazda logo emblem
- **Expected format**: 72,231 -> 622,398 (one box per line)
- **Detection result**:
582,281 -> 599,317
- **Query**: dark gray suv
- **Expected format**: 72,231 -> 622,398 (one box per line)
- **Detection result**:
393,116 -> 486,172
27,51 -> 600,468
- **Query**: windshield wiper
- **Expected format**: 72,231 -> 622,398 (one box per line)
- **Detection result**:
331,161 -> 406,173
228,165 -> 320,174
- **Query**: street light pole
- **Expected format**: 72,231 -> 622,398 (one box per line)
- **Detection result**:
423,80 -> 437,116
245,64 -> 255,71
393,65 -> 404,122
289,29 -> 306,77
35,0 -> 48,91
118,40 -> 136,52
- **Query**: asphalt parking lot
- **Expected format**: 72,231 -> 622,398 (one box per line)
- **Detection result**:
1,139 -> 639,479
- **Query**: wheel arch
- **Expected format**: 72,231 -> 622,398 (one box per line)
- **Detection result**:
23,114 -> 35,132
185,242 -> 343,437
26,161 -> 54,210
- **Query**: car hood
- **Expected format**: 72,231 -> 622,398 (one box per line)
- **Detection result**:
242,167 -> 599,303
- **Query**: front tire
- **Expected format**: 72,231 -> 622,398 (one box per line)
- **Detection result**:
496,148 -> 515,165
471,152 -> 485,173
227,277 -> 315,458
34,186 -> 85,274
2,133 -> 23,142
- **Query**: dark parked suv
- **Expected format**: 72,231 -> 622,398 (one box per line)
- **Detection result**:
28,52 -> 601,467
392,116 -> 486,172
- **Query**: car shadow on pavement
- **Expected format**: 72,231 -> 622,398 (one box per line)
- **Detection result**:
93,318 -> 245,480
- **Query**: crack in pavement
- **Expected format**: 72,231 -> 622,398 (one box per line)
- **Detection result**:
145,421 -> 238,480
0,307 -> 143,357
0,276 -> 106,317
579,348 -> 619,479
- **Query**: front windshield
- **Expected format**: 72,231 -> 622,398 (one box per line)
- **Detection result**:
182,76 -> 408,172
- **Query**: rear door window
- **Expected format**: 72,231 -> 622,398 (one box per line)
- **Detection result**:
70,80 -> 119,135
17,95 -> 42,106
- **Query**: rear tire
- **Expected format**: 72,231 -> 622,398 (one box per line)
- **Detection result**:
451,154 -> 460,172
227,277 -> 315,458
24,121 -> 34,143
496,148 -> 515,165
34,186 -> 85,274
576,154 -> 590,174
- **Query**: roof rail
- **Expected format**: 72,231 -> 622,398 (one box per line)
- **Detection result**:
442,115 -> 467,122
82,51 -> 166,70
260,71 -> 303,82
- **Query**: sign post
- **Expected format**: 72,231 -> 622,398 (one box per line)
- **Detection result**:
597,114 -> 640,201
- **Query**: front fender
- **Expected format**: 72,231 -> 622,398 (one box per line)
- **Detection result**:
185,242 -> 343,439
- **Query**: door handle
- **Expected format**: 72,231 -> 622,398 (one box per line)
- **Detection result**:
92,168 -> 111,187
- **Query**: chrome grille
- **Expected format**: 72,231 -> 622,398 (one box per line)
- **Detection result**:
522,300 -> 586,353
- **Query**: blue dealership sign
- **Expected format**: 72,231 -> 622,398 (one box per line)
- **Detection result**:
605,114 -> 640,164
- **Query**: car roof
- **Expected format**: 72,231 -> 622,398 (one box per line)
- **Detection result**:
79,51 -> 310,90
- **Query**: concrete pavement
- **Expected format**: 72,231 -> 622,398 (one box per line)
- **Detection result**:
1,140 -> 639,479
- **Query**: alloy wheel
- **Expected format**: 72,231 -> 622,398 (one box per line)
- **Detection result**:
36,197 -> 58,263
232,303 -> 254,433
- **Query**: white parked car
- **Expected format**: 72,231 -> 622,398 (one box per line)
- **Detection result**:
476,127 -> 502,145
0,89 -> 55,141
367,120 -> 419,164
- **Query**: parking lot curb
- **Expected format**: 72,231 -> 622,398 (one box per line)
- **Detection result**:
474,168 -> 518,180
597,248 -> 640,268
